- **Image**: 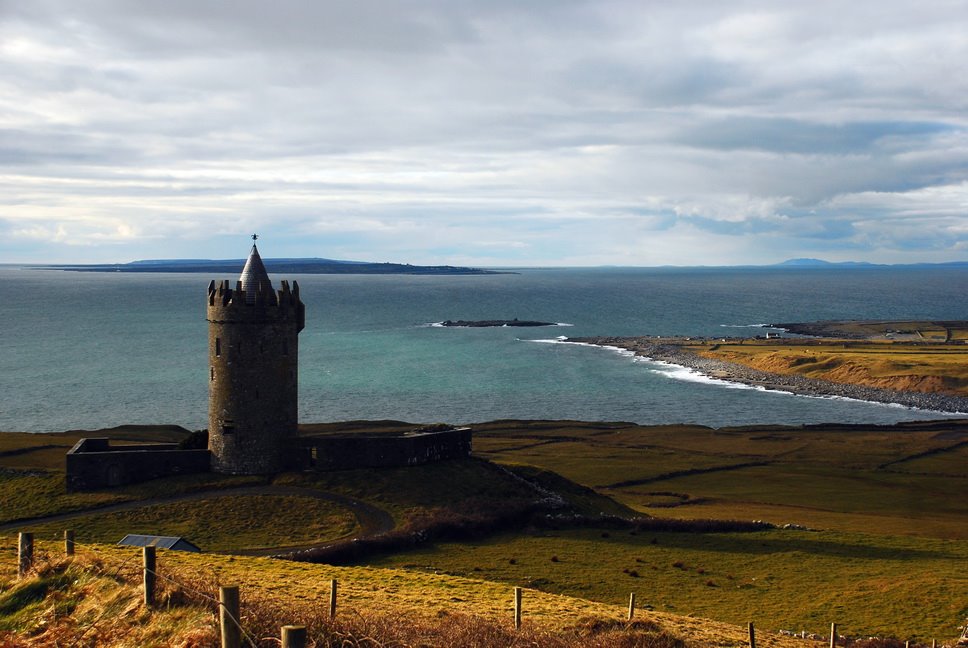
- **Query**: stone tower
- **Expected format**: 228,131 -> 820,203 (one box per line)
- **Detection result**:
207,240 -> 305,474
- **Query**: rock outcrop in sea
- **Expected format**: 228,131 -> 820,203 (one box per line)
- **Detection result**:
441,319 -> 557,327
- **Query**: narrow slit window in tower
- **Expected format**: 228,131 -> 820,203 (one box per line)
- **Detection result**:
215,337 -> 221,357
210,367 -> 215,382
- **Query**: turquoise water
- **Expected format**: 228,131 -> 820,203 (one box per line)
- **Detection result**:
0,265 -> 965,432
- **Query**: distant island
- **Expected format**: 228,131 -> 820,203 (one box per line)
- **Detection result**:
774,258 -> 967,268
776,258 -> 876,267
440,319 -> 558,327
43,258 -> 510,275
28,258 -> 967,273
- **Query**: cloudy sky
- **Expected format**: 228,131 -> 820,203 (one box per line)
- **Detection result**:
1,1 -> 966,266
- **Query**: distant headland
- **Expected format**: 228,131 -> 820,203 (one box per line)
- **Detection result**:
570,319 -> 968,414
42,258 -> 511,275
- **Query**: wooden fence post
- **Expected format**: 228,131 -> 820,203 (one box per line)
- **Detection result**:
64,530 -> 75,557
627,592 -> 636,621
748,622 -> 756,648
18,532 -> 33,578
830,622 -> 837,648
220,585 -> 241,648
329,578 -> 338,619
514,586 -> 522,630
143,546 -> 156,608
282,625 -> 307,648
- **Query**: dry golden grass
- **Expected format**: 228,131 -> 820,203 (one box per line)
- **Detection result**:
0,538 -> 817,647
695,340 -> 968,396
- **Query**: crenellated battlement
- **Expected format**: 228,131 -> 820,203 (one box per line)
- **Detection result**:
207,278 -> 305,330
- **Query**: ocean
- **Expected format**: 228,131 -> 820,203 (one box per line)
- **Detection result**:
0,265 -> 965,433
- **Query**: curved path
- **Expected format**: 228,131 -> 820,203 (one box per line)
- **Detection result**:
0,485 -> 395,555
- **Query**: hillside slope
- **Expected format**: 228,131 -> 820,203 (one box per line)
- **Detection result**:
0,540 -> 812,647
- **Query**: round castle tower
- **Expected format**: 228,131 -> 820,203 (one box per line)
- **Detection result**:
207,241 -> 305,474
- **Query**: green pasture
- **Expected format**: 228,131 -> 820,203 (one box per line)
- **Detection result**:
17,495 -> 357,552
0,471 -> 264,526
2,419 -> 967,643
370,526 -> 968,642
472,420 -> 968,539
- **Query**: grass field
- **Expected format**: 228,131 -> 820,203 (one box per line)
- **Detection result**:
377,419 -> 968,640
0,470 -> 266,526
17,495 -> 358,552
472,420 -> 968,539
0,539 -> 823,647
369,527 -> 968,640
694,339 -> 968,396
775,320 -> 968,342
2,419 -> 967,644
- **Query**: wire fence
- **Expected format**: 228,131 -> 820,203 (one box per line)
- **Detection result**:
5,529 -> 964,648
11,531 -> 264,647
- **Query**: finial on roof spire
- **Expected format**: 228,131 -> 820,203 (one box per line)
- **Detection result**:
239,236 -> 272,303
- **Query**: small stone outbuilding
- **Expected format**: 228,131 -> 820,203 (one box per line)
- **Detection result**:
118,534 -> 202,552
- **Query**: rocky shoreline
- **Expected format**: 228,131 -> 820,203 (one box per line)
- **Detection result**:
569,336 -> 968,415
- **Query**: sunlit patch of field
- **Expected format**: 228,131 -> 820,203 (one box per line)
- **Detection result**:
695,340 -> 968,396
369,527 -> 968,641
0,538 -> 817,647
17,495 -> 358,552
0,471 -> 264,526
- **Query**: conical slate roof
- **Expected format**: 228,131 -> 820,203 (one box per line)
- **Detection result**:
239,243 -> 272,303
